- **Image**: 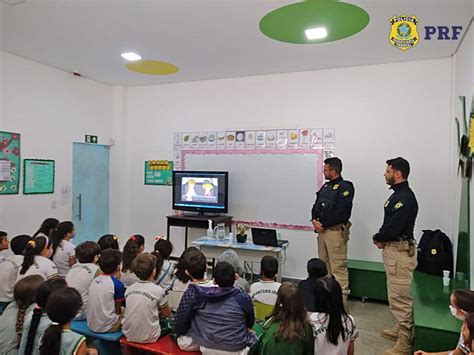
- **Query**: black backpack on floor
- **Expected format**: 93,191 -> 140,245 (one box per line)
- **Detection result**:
416,229 -> 454,277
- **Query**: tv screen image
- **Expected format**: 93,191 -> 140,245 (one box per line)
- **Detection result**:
173,171 -> 228,214
181,177 -> 218,203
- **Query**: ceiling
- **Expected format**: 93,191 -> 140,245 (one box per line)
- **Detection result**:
1,0 -> 472,86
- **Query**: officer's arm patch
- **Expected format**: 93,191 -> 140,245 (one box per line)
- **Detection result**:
394,201 -> 404,209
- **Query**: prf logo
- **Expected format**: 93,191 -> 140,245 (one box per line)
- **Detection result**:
389,15 -> 419,51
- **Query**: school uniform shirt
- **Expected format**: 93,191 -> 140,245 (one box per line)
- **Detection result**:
250,281 -> 281,305
172,279 -> 190,292
87,274 -> 125,333
52,239 -> 76,277
156,260 -> 175,291
120,270 -> 140,288
0,250 -> 13,263
0,302 -> 34,355
59,329 -> 86,355
17,255 -> 59,281
309,312 -> 358,355
193,279 -> 216,288
65,263 -> 100,320
18,309 -> 52,355
0,255 -> 23,303
259,318 -> 314,355
122,281 -> 168,343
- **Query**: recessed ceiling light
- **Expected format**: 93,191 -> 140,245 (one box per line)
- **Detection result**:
305,27 -> 328,40
121,52 -> 142,62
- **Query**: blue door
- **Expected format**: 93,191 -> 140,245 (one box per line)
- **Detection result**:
72,143 -> 110,245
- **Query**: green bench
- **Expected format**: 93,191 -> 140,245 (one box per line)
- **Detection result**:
348,259 -> 388,302
412,271 -> 467,352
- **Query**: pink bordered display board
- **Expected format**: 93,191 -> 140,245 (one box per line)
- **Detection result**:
172,128 -> 335,231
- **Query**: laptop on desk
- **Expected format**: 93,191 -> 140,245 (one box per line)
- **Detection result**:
251,228 -> 288,247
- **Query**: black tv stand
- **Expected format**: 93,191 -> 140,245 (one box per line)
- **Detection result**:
166,214 -> 233,251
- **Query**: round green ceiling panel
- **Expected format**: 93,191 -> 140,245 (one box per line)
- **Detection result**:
259,0 -> 370,44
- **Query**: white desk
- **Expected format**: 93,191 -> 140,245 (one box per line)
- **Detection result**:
192,236 -> 288,282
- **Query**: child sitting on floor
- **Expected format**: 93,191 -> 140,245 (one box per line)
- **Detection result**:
65,241 -> 101,320
250,255 -> 281,306
122,253 -> 171,343
87,249 -> 125,333
173,261 -> 257,353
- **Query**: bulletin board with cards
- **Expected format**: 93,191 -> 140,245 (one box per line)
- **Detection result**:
171,128 -> 335,230
0,131 -> 21,195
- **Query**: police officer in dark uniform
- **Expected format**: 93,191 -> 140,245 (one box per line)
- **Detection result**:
311,157 -> 354,306
373,157 -> 418,355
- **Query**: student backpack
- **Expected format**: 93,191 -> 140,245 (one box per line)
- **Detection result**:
416,229 -> 454,277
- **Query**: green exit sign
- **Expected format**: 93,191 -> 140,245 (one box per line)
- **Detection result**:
85,135 -> 98,144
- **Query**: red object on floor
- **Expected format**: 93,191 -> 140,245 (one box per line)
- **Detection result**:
120,335 -> 201,355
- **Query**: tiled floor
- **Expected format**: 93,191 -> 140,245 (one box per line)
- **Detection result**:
348,298 -> 396,355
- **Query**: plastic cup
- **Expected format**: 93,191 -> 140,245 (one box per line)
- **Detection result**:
443,277 -> 450,287
443,270 -> 450,278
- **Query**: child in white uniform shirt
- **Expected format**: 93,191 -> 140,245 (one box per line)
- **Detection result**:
183,249 -> 215,288
87,249 -> 125,333
171,247 -> 200,292
0,231 -> 12,263
51,221 -> 77,277
0,235 -> 31,314
154,238 -> 175,291
250,255 -> 281,305
120,235 -> 145,287
309,277 -> 358,355
39,287 -> 87,355
0,275 -> 43,355
122,253 -> 171,343
65,241 -> 101,320
17,236 -> 58,281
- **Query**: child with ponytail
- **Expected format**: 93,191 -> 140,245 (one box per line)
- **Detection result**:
51,221 -> 77,277
19,278 -> 67,355
120,235 -> 145,287
0,275 -> 44,355
18,236 -> 58,281
39,287 -> 86,355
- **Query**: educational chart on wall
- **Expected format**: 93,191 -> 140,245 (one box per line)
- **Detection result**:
23,159 -> 55,194
145,160 -> 173,185
172,128 -> 335,230
0,131 -> 20,195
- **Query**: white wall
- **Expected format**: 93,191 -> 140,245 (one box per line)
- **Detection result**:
0,52 -> 113,236
451,22 -> 473,287
112,58 -> 454,279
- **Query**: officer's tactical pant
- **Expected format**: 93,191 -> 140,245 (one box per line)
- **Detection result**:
317,223 -> 350,302
382,243 -> 417,339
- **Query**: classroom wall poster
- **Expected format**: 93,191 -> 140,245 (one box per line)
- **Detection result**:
0,131 -> 20,195
23,159 -> 55,194
145,160 -> 173,185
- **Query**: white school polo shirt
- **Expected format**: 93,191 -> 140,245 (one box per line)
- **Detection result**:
120,270 -> 139,288
65,263 -> 100,320
122,281 -> 168,343
87,274 -> 125,333
250,281 -> 281,305
156,260 -> 175,291
52,239 -> 76,277
17,255 -> 59,281
0,255 -> 23,302
309,312 -> 358,355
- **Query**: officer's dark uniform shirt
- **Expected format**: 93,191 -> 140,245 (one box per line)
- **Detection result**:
374,180 -> 418,243
311,176 -> 354,228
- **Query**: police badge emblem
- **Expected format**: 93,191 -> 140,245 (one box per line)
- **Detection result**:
389,15 -> 419,51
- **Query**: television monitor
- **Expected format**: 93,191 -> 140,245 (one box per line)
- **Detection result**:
172,171 -> 228,215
